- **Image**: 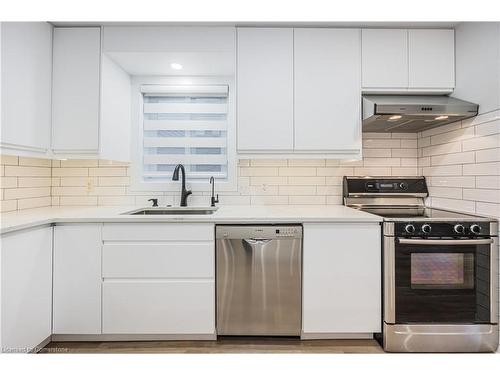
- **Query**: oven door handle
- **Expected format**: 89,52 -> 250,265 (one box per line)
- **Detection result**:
398,238 -> 493,245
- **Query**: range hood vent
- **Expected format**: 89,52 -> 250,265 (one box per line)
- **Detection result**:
362,95 -> 479,133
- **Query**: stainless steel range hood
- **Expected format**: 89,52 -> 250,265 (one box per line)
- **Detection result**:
362,95 -> 479,132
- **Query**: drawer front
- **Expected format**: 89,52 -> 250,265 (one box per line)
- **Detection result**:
102,242 -> 214,278
102,223 -> 214,241
102,280 -> 215,334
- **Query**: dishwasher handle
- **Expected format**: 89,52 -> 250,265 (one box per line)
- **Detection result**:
244,238 -> 273,245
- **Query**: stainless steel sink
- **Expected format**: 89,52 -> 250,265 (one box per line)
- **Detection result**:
122,207 -> 218,215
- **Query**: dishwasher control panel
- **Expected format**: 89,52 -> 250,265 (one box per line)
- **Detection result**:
275,228 -> 300,237
215,225 -> 303,239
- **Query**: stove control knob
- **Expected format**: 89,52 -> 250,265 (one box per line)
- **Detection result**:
470,224 -> 481,234
404,224 -> 416,234
453,224 -> 465,234
399,182 -> 408,190
421,224 -> 432,234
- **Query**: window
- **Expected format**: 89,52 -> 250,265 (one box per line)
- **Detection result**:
132,82 -> 235,191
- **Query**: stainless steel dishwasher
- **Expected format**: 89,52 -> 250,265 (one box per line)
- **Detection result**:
216,225 -> 302,336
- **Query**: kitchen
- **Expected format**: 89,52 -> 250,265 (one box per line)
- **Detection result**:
1,3 -> 500,371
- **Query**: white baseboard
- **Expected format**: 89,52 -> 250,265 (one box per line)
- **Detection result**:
51,333 -> 217,342
301,332 -> 374,340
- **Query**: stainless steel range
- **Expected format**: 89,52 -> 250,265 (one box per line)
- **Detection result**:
343,176 -> 499,352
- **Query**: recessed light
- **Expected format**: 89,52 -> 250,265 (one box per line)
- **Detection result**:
389,115 -> 402,120
435,115 -> 449,120
170,63 -> 183,70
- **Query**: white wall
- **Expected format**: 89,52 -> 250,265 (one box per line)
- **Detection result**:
100,54 -> 131,162
453,22 -> 500,114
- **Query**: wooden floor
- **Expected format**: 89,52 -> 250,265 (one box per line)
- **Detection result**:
40,337 -> 383,354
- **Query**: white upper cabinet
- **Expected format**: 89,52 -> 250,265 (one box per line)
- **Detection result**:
237,28 -> 294,152
52,27 -> 101,153
1,22 -> 52,155
362,28 -> 455,93
294,29 -> 361,154
408,29 -> 455,90
362,29 -> 408,89
237,28 -> 362,158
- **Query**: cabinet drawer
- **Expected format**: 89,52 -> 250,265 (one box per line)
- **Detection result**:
102,242 -> 214,278
102,223 -> 214,241
102,280 -> 215,334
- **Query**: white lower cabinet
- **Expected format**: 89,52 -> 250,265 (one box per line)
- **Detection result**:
302,223 -> 381,335
53,224 -> 102,334
102,280 -> 215,334
101,223 -> 215,336
1,226 -> 52,352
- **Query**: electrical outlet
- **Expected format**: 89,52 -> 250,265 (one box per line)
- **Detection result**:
86,178 -> 94,193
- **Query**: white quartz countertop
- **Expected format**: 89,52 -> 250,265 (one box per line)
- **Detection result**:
0,205 -> 382,234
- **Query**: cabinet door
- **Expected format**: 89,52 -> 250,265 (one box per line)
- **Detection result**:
408,29 -> 455,89
237,28 -> 294,151
294,29 -> 361,153
52,27 -> 101,152
102,280 -> 215,334
362,29 -> 408,89
1,227 -> 52,352
302,223 -> 381,334
1,22 -> 52,153
53,224 -> 102,334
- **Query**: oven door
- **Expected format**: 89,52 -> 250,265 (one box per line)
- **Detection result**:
386,237 -> 495,324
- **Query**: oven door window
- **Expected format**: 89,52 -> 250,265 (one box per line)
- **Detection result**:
410,253 -> 474,289
395,243 -> 491,324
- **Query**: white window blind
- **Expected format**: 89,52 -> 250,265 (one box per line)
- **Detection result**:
141,85 -> 229,182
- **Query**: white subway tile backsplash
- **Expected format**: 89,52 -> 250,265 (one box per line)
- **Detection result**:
392,148 -> 418,158
430,197 -> 476,214
463,134 -> 500,151
288,159 -> 326,167
17,196 -> 52,210
474,119 -> 500,136
476,176 -> 500,189
289,195 -> 326,205
463,162 -> 500,176
18,157 -> 51,167
428,186 -> 463,199
463,189 -> 500,204
240,167 -> 279,177
430,127 -> 475,146
354,167 -> 392,175
431,152 -> 475,166
428,176 -> 476,188
401,139 -> 418,149
278,167 -> 316,176
278,186 -> 317,196
421,122 -> 462,137
5,166 -> 51,177
475,148 -> 500,163
52,167 -> 88,177
17,177 -> 52,187
363,149 -> 392,157
3,187 -> 51,200
363,139 -> 401,148
423,165 -> 462,176
363,158 -> 401,167
316,167 -> 354,177
422,142 -> 462,157
250,176 -> 288,186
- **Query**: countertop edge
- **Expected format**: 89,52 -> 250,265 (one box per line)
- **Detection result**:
0,206 -> 383,235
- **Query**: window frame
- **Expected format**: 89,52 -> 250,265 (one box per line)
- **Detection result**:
129,75 -> 237,192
